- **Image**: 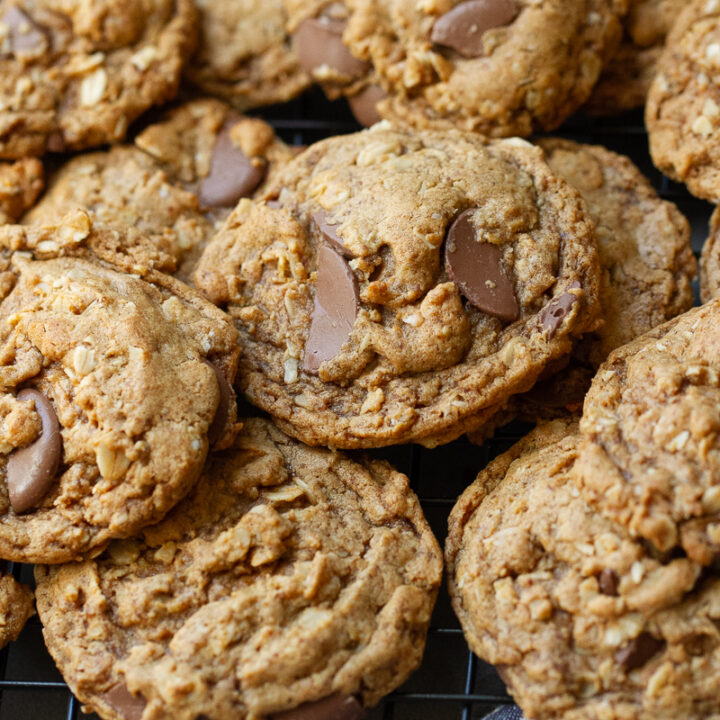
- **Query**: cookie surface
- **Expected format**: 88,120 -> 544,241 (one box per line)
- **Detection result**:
287,0 -> 625,136
0,573 -> 34,648
447,420 -> 720,720
585,0 -> 684,115
195,125 -> 602,448
186,0 -> 310,110
0,158 -> 43,223
577,299 -> 720,566
0,216 -> 240,563
0,0 -> 197,158
646,0 -> 720,201
700,206 -> 720,303
36,417 -> 442,720
24,99 -> 294,282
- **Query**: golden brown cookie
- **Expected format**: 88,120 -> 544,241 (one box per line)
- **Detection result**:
448,419 -> 720,720
700,205 -> 720,302
0,0 -> 197,158
24,99 -> 294,283
286,0 -> 626,136
195,125 -> 602,448
186,0 -> 310,110
468,138 -> 696,440
0,158 -> 43,223
577,299 -> 720,566
0,572 -> 34,649
36,417 -> 442,720
585,0 -> 685,115
646,0 -> 720,202
0,213 -> 240,563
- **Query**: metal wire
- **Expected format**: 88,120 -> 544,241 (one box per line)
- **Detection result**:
0,89 -> 712,720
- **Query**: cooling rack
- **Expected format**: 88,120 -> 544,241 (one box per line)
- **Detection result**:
0,88 -> 713,720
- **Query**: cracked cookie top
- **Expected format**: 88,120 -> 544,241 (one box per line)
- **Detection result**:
36,417 -> 442,720
195,125 -> 601,448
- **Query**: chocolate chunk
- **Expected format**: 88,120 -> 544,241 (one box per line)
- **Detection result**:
444,209 -> 519,322
598,568 -> 619,596
7,389 -> 62,514
312,210 -> 352,257
615,632 -> 665,671
0,6 -> 47,57
198,121 -> 267,208
431,0 -> 519,58
271,694 -> 365,720
292,12 -> 369,78
348,85 -> 387,127
101,682 -> 147,720
538,282 -> 581,339
204,360 -> 233,446
303,244 -> 360,373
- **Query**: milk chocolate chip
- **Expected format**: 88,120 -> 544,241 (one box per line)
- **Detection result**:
7,389 -> 62,514
0,6 -> 47,57
538,282 -> 581,339
292,9 -> 369,78
615,632 -> 665,671
198,121 -> 267,208
431,0 -> 519,58
312,210 -> 352,257
598,568 -> 620,596
303,244 -> 360,373
348,85 -> 387,127
101,681 -> 147,720
444,209 -> 519,322
271,694 -> 365,720
204,360 -> 233,446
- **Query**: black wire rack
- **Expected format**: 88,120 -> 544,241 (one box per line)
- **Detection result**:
0,89 -> 713,720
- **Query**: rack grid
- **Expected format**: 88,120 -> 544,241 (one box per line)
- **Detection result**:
0,89 -> 713,720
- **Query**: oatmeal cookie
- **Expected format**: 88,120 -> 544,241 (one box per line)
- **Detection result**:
36,417 -> 442,720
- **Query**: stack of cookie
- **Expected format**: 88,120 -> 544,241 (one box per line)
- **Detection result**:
0,0 -> 717,719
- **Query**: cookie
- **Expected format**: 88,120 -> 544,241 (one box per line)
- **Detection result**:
0,572 -> 34,648
0,0 -> 197,158
24,99 -> 294,283
447,419 -> 720,720
0,212 -> 240,563
194,125 -> 602,448
0,158 -> 43,223
585,0 -> 685,115
646,0 -> 720,202
700,206 -> 720,303
576,299 -> 720,566
286,0 -> 626,136
35,416 -> 442,720
186,0 -> 310,110
467,138 -> 696,436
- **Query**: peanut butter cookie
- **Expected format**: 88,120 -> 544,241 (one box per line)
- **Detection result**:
195,125 -> 602,448
700,206 -> 720,302
646,0 -> 720,202
0,0 -> 197,158
286,0 -> 626,136
36,417 -> 442,720
0,213 -> 239,563
448,419 -> 720,720
0,158 -> 43,223
577,299 -> 720,566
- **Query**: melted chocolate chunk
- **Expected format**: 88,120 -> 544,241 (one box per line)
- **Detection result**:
444,209 -> 519,322
7,389 -> 62,514
0,6 -> 46,57
101,682 -> 146,720
348,85 -> 387,127
292,11 -> 369,78
598,568 -> 619,596
303,244 -> 360,373
198,120 -> 267,208
537,282 -> 581,339
431,0 -> 519,58
615,632 -> 665,671
312,210 -> 353,257
271,694 -> 365,720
